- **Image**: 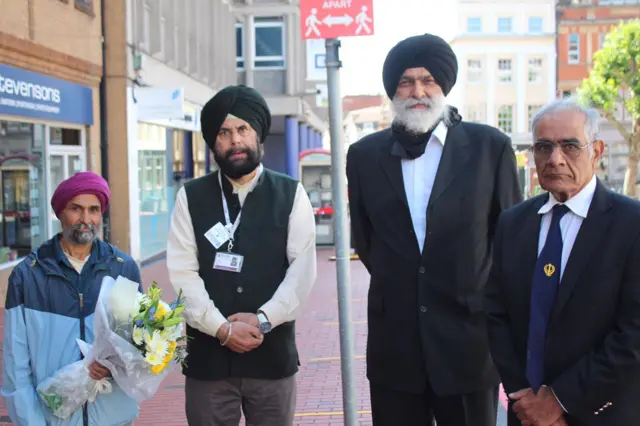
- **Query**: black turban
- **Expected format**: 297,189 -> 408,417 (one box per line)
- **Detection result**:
200,85 -> 272,149
382,33 -> 458,99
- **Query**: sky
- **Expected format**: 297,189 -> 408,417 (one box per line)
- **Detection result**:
336,0 -> 457,96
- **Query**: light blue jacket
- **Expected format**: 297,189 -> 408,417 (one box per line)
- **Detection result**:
2,237 -> 141,426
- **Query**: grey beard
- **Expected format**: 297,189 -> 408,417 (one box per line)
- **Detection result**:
392,96 -> 447,133
63,224 -> 100,245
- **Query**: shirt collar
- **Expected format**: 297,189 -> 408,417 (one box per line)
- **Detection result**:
537,175 -> 597,219
432,121 -> 448,146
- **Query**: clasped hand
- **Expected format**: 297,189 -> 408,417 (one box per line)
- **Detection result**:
88,361 -> 111,381
510,386 -> 566,426
216,312 -> 263,354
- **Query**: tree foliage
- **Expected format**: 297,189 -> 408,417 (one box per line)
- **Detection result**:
578,19 -> 640,196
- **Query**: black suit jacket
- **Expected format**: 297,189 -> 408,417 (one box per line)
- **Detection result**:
346,121 -> 523,395
485,181 -> 640,425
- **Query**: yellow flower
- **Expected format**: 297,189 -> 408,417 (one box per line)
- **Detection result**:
168,341 -> 177,351
151,364 -> 165,375
155,303 -> 167,318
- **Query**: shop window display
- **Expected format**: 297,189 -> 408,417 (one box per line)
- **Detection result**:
0,120 -> 48,263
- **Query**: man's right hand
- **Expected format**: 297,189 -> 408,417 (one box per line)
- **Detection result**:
216,321 -> 263,353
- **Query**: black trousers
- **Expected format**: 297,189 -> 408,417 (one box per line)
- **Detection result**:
370,381 -> 499,426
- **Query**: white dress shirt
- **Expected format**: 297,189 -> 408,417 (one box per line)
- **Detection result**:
401,121 -> 448,253
166,165 -> 317,338
537,175 -> 597,280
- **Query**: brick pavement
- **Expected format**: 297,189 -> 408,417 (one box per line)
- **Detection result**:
0,249 -> 508,425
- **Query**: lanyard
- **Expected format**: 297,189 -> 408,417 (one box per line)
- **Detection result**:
218,171 -> 243,252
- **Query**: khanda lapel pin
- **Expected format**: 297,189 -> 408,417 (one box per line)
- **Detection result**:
544,263 -> 556,277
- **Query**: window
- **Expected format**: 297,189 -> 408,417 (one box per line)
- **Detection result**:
50,128 -> 81,146
467,59 -> 482,83
497,59 -> 512,83
599,33 -> 607,49
497,105 -> 514,134
467,17 -> 481,33
498,17 -> 513,33
528,105 -> 543,131
528,17 -> 543,33
254,17 -> 285,68
466,105 -> 485,123
528,58 -> 543,83
74,0 -> 93,16
568,34 -> 580,64
236,24 -> 244,69
0,121 -> 48,262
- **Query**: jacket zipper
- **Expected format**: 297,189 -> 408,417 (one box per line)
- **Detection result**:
37,257 -> 112,426
79,292 -> 88,426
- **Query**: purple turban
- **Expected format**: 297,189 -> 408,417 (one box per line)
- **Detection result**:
51,171 -> 111,218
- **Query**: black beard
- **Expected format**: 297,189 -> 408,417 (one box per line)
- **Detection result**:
213,147 -> 261,180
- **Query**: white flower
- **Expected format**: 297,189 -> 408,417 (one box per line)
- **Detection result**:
145,351 -> 163,366
108,276 -> 142,323
159,324 -> 183,342
144,329 -> 168,357
169,323 -> 183,341
135,292 -> 150,309
132,326 -> 144,346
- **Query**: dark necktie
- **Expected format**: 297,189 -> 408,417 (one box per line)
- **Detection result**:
526,203 -> 570,392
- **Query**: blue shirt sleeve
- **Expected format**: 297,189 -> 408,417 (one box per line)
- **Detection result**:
1,266 -> 47,426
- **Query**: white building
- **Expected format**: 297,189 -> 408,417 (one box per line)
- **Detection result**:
448,0 -> 558,149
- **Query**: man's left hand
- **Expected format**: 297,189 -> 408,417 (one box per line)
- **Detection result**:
510,386 -> 565,426
228,312 -> 259,328
88,361 -> 111,381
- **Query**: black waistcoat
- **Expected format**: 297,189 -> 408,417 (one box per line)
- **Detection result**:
182,168 -> 299,381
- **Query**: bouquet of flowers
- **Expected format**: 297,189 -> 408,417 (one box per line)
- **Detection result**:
36,275 -> 188,419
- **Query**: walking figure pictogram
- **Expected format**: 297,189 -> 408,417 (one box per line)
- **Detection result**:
305,8 -> 322,37
355,6 -> 372,35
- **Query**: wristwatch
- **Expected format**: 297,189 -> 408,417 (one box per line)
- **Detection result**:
257,312 -> 272,334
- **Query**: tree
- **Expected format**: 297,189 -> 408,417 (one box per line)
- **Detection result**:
578,19 -> 640,197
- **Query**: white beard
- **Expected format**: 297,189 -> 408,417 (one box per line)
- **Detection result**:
392,95 -> 447,133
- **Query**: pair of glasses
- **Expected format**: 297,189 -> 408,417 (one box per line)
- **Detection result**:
531,140 -> 590,160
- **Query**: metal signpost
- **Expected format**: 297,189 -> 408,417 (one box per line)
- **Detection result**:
300,1 -> 375,425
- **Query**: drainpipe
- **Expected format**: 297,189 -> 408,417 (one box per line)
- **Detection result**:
555,8 -> 562,97
99,0 -> 110,242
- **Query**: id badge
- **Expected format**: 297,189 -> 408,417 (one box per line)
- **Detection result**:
205,223 -> 230,249
213,252 -> 244,273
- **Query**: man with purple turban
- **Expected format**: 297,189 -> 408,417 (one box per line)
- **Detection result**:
2,171 -> 142,426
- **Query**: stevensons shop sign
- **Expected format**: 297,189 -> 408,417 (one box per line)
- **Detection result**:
0,64 -> 93,125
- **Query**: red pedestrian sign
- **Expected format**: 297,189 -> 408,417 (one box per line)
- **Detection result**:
301,0 -> 374,40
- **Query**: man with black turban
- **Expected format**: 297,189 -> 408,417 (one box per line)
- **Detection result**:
167,85 -> 317,426
346,34 -> 523,425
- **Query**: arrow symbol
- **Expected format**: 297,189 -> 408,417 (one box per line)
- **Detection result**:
323,14 -> 354,27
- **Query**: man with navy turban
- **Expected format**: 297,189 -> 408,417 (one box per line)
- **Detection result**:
346,34 -> 523,425
167,85 -> 317,425
2,171 -> 142,425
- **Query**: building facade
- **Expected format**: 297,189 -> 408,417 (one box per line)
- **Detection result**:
556,0 -> 639,191
233,0 -> 326,180
343,99 -> 392,149
448,0 -> 558,150
97,0 -> 239,264
0,0 -> 103,304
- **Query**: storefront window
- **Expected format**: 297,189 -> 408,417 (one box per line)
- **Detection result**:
0,120 -> 48,264
50,127 -> 81,145
138,122 -> 171,260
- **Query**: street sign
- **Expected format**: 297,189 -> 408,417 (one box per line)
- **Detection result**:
301,0 -> 374,40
